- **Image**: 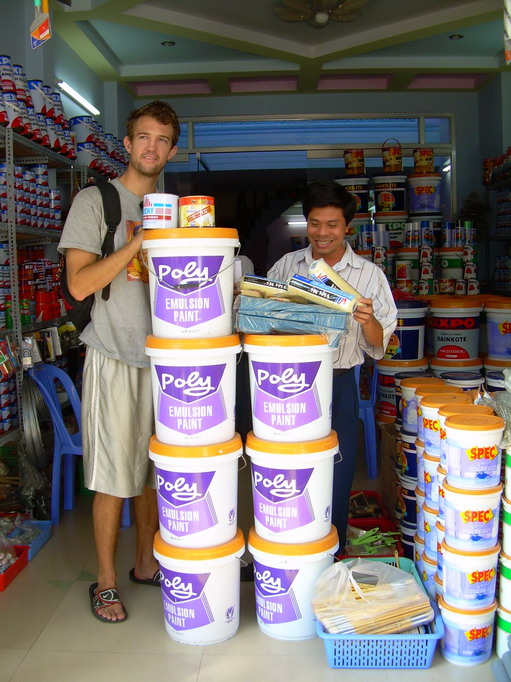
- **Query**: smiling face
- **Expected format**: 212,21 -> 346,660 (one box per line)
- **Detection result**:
306,205 -> 349,266
124,114 -> 177,179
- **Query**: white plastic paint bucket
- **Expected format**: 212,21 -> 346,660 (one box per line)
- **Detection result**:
248,526 -> 339,640
397,475 -> 417,526
335,176 -> 370,216
438,403 -> 495,470
423,503 -> 438,559
439,597 -> 497,666
445,413 -> 505,489
145,334 -> 241,445
143,193 -> 179,229
484,357 -> 511,378
245,431 -> 338,543
439,247 -> 465,280
372,174 -> 407,218
502,495 -> 511,556
414,532 -> 425,574
243,334 -> 334,442
142,228 -> 239,338
434,573 -> 443,603
416,439 -> 425,492
153,528 -> 245,645
376,360 -> 428,418
439,371 -> 484,392
436,520 -> 445,579
415,486 -> 426,539
397,430 -> 417,478
485,299 -> 511,360
441,540 -> 499,610
421,551 -> 437,601
430,357 -> 483,377
149,434 -> 242,547
416,384 -> 462,443
485,370 -> 506,392
420,392 -> 472,456
443,480 -> 502,550
423,452 -> 440,510
400,376 -> 445,435
408,173 -> 442,215
506,449 -> 511,499
430,298 -> 482,361
499,551 -> 511,612
386,302 -> 427,360
437,464 -> 447,523
496,605 -> 511,660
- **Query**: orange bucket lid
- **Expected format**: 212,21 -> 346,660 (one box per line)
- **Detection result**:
153,527 -> 245,560
444,413 -> 505,431
423,451 -> 440,463
149,433 -> 242,458
376,413 -> 395,424
443,479 -> 503,496
437,464 -> 447,475
245,430 -> 338,455
484,357 -> 511,368
377,358 -> 428,369
430,296 -> 482,309
415,486 -> 426,497
441,538 -> 500,557
420,392 -> 472,409
439,596 -> 498,615
146,333 -> 240,350
400,377 -> 445,389
142,227 -> 238,240
429,357 -> 483,368
484,299 -> 511,310
248,525 -> 339,555
422,551 -> 437,567
438,403 -> 494,418
415,385 -> 463,399
243,334 -> 328,347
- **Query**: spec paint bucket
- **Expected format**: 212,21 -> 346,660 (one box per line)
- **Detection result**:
145,335 -> 241,445
142,228 -> 239,338
415,486 -> 426,539
408,173 -> 442,216
485,300 -> 511,359
439,597 -> 497,666
414,533 -> 425,574
421,551 -> 437,601
436,520 -> 445,579
413,148 -> 435,174
335,177 -> 369,216
398,430 -> 418,478
423,503 -> 438,559
392,366 -> 432,421
483,357 -> 511,376
496,605 -> 511,660
416,438 -> 425,492
420,392 -> 472,456
179,196 -> 215,227
435,572 -> 443,602
444,414 -> 505,489
438,404 -> 494,470
153,528 -> 245,645
499,551 -> 511,612
243,334 -> 334,442
244,431 -> 338,544
442,540 -> 499,610
386,302 -> 427,361
416,385 -> 463,443
437,465 -> 447,522
501,496 -> 511,556
248,525 -> 339,640
343,149 -> 365,175
439,371 -> 484,392
381,139 -> 403,173
400,376 -> 445,435
143,193 -> 179,229
149,434 -> 242,548
443,480 -> 502,550
430,298 -> 482,361
372,175 -> 407,218
377,362 -> 429,419
430,357 -> 483,377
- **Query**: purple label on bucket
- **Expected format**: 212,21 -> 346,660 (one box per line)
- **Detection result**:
252,463 -> 315,532
253,560 -> 301,624
251,360 -> 322,431
160,566 -> 213,630
151,255 -> 225,327
156,469 -> 218,536
154,363 -> 227,435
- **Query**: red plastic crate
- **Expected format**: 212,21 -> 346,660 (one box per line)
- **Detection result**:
0,545 -> 28,591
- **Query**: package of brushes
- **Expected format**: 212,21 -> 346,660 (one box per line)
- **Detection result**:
312,558 -> 434,635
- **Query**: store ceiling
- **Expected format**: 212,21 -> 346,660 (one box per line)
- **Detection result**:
53,0 -> 507,99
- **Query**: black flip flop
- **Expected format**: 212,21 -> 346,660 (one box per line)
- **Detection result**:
128,568 -> 161,586
89,583 -> 128,623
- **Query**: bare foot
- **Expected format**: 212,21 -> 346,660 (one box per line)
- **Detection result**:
90,584 -> 128,623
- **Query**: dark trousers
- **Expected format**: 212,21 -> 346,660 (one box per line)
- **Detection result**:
331,367 -> 360,550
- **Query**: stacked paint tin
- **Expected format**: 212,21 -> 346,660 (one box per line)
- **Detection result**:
142,224 -> 247,646
242,334 -> 340,640
497,444 -> 511,659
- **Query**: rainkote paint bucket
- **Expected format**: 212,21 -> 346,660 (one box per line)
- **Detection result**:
442,540 -> 500,610
501,496 -> 511,556
398,430 -> 418,478
430,357 -> 483,377
423,503 -> 438,559
439,597 -> 497,666
437,465 -> 447,522
436,520 -> 445,579
438,404 -> 495,470
372,175 -> 407,218
153,528 -> 245,645
386,301 -> 427,361
243,334 -> 334,442
420,392 -> 472,456
445,414 -> 505,489
378,361 -> 429,419
400,376 -> 445,435
142,228 -> 239,338
248,526 -> 339,640
499,551 -> 511,612
143,193 -> 179,229
416,385 -> 463,443
485,299 -> 511,360
408,173 -> 442,216
439,371 -> 484,392
179,196 -> 215,227
496,605 -> 511,660
414,533 -> 425,574
245,431 -> 338,543
149,434 -> 242,547
145,335 -> 241,445
421,551 -> 437,601
415,486 -> 426,538
430,298 -> 482,361
443,480 -> 502,550
335,176 -> 369,216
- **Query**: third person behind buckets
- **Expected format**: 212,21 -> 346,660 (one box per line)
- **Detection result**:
267,181 -> 397,550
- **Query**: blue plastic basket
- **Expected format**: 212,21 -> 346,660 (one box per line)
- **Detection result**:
316,556 -> 444,669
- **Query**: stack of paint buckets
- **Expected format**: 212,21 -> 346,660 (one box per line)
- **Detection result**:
142,204 -> 247,646
497,437 -> 511,660
242,334 -> 340,640
336,150 -> 370,249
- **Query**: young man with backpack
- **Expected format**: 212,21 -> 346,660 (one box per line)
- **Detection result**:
58,100 -> 180,623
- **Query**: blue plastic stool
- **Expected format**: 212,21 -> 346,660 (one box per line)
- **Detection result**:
28,364 -> 131,528
354,358 -> 378,479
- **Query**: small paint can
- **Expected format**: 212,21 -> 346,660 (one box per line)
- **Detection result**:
179,196 -> 215,227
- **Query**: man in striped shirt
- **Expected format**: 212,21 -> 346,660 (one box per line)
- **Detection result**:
268,181 -> 397,548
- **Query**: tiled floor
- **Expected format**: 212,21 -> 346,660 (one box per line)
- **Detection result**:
0,449 -> 498,682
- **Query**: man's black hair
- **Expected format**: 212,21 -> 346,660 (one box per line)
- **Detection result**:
302,181 -> 357,225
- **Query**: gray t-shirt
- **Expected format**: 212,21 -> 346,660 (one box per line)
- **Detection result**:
58,178 -> 152,367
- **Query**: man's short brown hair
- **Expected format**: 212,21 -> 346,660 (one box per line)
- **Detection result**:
126,100 -> 181,147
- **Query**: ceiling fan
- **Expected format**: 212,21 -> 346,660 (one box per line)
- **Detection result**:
273,0 -> 371,29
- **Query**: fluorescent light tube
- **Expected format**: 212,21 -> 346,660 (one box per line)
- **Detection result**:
57,81 -> 100,116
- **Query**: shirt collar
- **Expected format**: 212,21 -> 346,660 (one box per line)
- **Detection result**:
304,240 -> 363,270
